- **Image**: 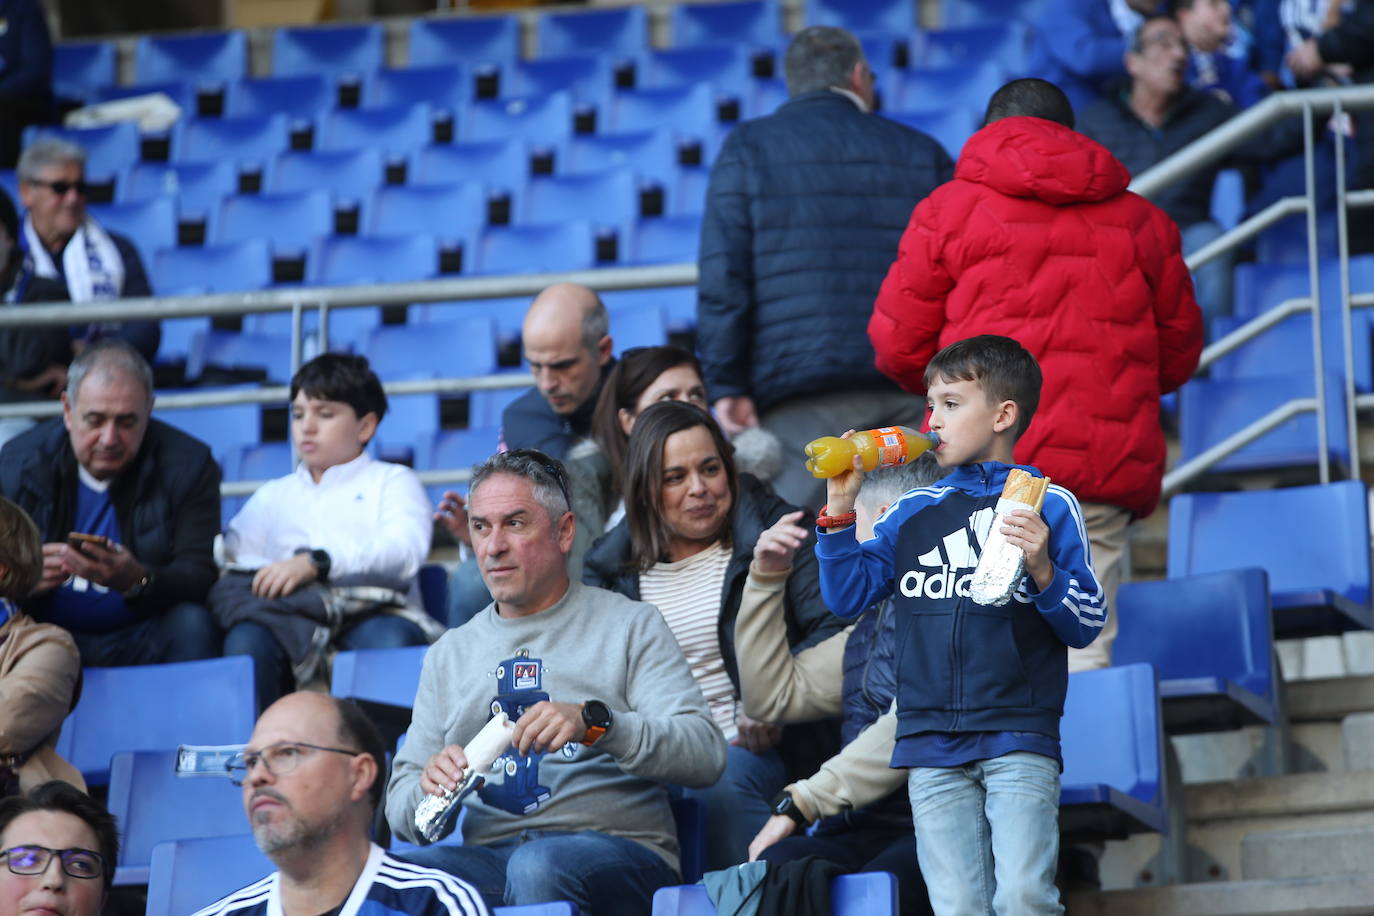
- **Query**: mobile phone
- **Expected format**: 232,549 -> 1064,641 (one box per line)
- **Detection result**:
67,532 -> 112,549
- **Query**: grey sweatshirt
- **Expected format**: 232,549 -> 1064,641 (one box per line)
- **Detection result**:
385,581 -> 727,871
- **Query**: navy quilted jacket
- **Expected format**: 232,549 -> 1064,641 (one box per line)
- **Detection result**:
697,91 -> 952,411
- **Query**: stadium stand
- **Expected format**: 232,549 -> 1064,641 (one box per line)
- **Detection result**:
134,31 -> 248,87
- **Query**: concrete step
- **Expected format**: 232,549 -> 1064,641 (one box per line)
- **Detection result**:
1343,711 -> 1374,771
1288,675 -> 1374,722
1241,825 -> 1374,881
1067,874 -> 1374,915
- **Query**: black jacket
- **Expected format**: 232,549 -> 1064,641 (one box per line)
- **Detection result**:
697,91 -> 953,411
0,260 -> 70,404
0,417 -> 221,619
499,359 -> 614,461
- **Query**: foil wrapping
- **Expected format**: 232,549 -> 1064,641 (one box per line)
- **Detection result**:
413,712 -> 514,844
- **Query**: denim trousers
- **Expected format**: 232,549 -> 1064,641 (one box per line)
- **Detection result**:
682,742 -> 788,872
72,602 -> 221,666
398,829 -> 678,916
907,751 -> 1063,916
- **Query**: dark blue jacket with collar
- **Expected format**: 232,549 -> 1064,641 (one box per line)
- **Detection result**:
816,461 -> 1106,743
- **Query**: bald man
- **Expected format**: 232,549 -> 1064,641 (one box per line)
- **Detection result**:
195,692 -> 488,916
499,284 -> 615,461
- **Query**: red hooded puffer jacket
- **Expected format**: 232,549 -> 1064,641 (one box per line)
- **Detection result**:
869,116 -> 1203,519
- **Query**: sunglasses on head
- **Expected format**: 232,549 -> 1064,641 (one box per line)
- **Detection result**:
27,179 -> 89,197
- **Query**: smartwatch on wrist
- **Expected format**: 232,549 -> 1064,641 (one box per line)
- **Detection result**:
296,547 -> 331,582
771,790 -> 809,828
581,700 -> 613,745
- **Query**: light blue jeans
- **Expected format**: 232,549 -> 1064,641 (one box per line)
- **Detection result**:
907,751 -> 1063,916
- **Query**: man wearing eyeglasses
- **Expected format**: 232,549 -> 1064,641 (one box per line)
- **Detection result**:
194,692 -> 489,916
387,450 -> 726,916
15,137 -> 159,363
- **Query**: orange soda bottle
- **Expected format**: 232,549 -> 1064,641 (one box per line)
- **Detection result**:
803,426 -> 940,478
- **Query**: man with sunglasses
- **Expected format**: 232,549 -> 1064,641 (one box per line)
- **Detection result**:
16,137 -> 159,363
194,692 -> 489,916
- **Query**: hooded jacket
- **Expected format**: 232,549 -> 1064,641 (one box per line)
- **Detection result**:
869,117 -> 1203,519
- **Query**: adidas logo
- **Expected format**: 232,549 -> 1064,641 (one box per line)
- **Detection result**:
898,508 -> 995,600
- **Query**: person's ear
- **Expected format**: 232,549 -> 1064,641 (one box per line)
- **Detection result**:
992,400 -> 1019,434
61,390 -> 73,431
556,508 -> 576,555
597,335 -> 614,367
349,752 -> 377,804
617,407 -> 635,436
357,411 -> 379,446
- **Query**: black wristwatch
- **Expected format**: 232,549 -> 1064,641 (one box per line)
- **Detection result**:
296,547 -> 331,582
581,699 -> 613,745
771,790 -> 809,828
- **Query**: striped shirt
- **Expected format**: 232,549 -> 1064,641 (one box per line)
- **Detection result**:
191,844 -> 488,916
639,541 -> 737,741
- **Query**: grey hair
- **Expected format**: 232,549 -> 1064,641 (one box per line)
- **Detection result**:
470,449 -> 572,524
857,454 -> 950,512
66,339 -> 155,408
18,137 -> 87,183
784,26 -> 865,97
580,295 -> 609,352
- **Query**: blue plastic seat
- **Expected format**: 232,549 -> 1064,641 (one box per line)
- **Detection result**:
87,198 -> 176,269
241,306 -> 382,355
462,92 -> 573,145
626,215 -> 701,265
1229,255 -> 1374,320
561,129 -> 677,185
107,750 -> 248,885
522,168 -> 639,226
154,389 -> 261,461
366,319 -> 499,380
500,56 -> 615,110
1115,569 -> 1278,734
173,113 -> 291,171
308,234 -> 438,285
672,166 -> 711,216
670,0 -> 782,49
223,440 -> 295,483
412,139 -> 529,194
92,81 -> 200,114
1060,663 -> 1168,839
153,239 -> 272,296
24,123 -> 140,182
806,0 -> 915,33
123,160 -> 238,220
374,385 -> 442,465
603,84 -> 716,139
474,221 -> 597,275
146,835 -> 270,916
636,46 -> 753,95
886,63 -> 1002,119
536,6 -> 648,60
186,330 -> 293,384
212,188 -> 333,251
609,304 -> 669,350
224,74 -> 336,120
54,41 -> 117,101
320,102 -> 435,157
412,301 -> 527,347
365,64 -> 471,112
601,286 -> 697,332
409,15 -> 521,67
272,23 -> 384,78
883,108 -> 976,161
53,656 -> 256,787
1211,310 -> 1374,392
1168,481 -> 1373,636
135,31 -> 247,86
914,23 -> 1034,72
652,871 -> 896,915
941,0 -> 1048,26
330,645 -> 428,709
415,426 -> 502,473
0,169 -> 16,202
369,181 -> 487,240
494,906 -> 576,916
268,148 -> 384,204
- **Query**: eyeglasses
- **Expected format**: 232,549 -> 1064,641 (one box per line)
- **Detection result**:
224,741 -> 364,785
1,845 -> 104,880
25,179 -> 89,197
505,449 -> 573,513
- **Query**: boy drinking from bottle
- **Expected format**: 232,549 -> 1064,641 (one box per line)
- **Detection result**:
812,334 -> 1105,916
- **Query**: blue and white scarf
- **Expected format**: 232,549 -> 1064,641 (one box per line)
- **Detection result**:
22,213 -> 124,303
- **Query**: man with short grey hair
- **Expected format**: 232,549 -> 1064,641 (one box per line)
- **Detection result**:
388,449 -> 726,916
698,25 -> 952,510
16,136 -> 159,362
0,339 -> 220,666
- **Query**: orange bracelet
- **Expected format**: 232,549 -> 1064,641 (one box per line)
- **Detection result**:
815,504 -> 857,529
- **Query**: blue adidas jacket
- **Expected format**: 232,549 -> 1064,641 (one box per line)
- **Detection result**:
815,461 -> 1105,743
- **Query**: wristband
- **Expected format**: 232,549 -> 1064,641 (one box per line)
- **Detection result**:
815,504 -> 857,529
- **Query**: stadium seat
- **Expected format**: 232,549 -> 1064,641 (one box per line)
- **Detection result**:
668,797 -> 707,885
913,23 -> 1034,73
92,81 -> 199,115
308,234 -> 439,285
223,440 -> 295,483
522,168 -> 640,226
500,56 -> 615,110
374,385 -> 442,464
652,871 -> 896,915
369,181 -> 487,240
672,166 -> 711,216
272,23 -> 384,78
320,102 -> 435,157
1210,310 -> 1374,392
468,382 -> 529,429
268,148 -> 385,204
603,84 -> 716,139
330,645 -> 428,710
411,301 -> 527,347
415,427 -> 503,475
636,46 -> 753,96
806,0 -> 915,33
24,123 -> 140,182
364,64 -> 471,112
886,62 -> 1002,119
412,139 -> 530,195
941,0 -> 1048,27
107,750 -> 248,885
224,74 -> 336,120
366,319 -> 499,380
146,834 -> 270,916
154,389 -> 261,461
473,221 -> 597,275
462,92 -> 573,145
241,306 -> 382,355
87,197 -> 176,268
123,160 -> 238,219
54,656 -> 257,787
135,31 -> 247,86
745,78 -> 789,118
1115,569 -> 1278,734
185,330 -> 294,384
53,41 -> 117,101
1168,480 -> 1374,637
173,113 -> 291,171
1230,254 -> 1374,320
669,0 -> 782,49
601,286 -> 698,333
560,128 -> 678,184
417,563 -> 449,623
626,215 -> 702,265
212,188 -> 333,251
883,108 -> 976,161
536,6 -> 648,60
152,239 -> 272,296
608,304 -> 669,350
409,15 -> 521,68
1060,663 -> 1168,839
155,318 -> 211,367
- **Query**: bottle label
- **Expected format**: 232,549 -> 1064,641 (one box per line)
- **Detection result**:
871,427 -> 907,467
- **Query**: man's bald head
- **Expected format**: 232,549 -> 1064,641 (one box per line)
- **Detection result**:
521,283 -> 613,416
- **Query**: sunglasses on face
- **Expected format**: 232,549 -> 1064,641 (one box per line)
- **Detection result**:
27,179 -> 89,197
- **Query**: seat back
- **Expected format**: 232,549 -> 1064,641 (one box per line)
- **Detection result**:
415,427 -> 502,473
670,0 -> 781,49
627,215 -> 702,265
330,645 -> 429,709
562,129 -> 677,184
225,74 -> 335,120
320,103 -> 435,157
87,197 -> 177,268
124,160 -> 238,218
155,390 -> 262,460
604,84 -> 715,137
914,22 -> 1034,72
369,181 -> 487,239
272,24 -> 384,78
24,123 -> 140,181
886,62 -> 1002,120
1061,663 -> 1165,813
882,107 -> 976,161
501,56 -> 615,109
174,113 -> 291,169
365,64 -> 472,111
223,441 -> 295,483
212,188 -> 333,250
608,305 -> 669,350
309,234 -> 438,285
269,148 -> 384,200
413,139 -> 529,192
475,221 -> 596,274
523,168 -> 639,226
135,31 -> 247,85
462,92 -> 573,145
54,41 -> 117,101
805,0 -> 915,34
366,320 -> 499,380
153,239 -> 272,295
186,330 -> 293,384
536,6 -> 648,59
636,46 -> 753,94
409,15 -> 521,67
146,834 -> 271,916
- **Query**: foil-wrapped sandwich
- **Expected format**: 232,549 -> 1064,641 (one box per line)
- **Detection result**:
413,712 -> 515,844
969,469 -> 1050,607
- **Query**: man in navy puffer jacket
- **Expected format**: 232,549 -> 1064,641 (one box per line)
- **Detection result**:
697,26 -> 951,510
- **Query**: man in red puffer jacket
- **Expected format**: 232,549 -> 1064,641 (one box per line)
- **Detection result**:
869,77 -> 1203,672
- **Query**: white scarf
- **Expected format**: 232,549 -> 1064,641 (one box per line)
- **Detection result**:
22,214 -> 124,303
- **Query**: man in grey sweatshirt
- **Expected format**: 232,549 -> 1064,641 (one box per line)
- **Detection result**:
386,449 -> 727,916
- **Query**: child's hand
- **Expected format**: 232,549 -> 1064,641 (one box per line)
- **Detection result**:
753,510 -> 808,574
824,430 -> 865,518
1002,509 -> 1053,591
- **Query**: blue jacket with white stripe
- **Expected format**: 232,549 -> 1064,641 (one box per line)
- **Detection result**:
815,461 -> 1105,744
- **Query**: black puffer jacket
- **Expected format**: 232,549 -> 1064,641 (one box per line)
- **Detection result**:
697,91 -> 952,411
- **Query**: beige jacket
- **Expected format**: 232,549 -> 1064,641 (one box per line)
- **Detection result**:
0,612 -> 85,792
735,564 -> 904,823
